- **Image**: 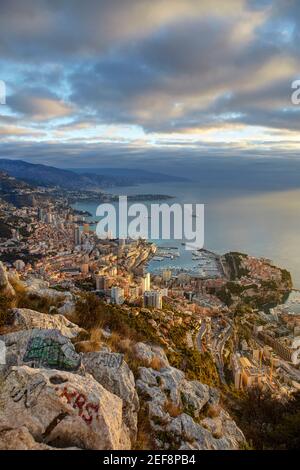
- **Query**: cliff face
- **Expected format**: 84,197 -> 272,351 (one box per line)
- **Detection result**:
0,263 -> 245,450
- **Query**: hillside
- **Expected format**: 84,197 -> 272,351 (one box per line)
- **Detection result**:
0,160 -> 96,190
72,167 -> 188,186
0,159 -> 187,191
0,263 -> 246,451
0,171 -> 49,208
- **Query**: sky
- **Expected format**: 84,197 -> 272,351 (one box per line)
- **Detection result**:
0,0 -> 300,169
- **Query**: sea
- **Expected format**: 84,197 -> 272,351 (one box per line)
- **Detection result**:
72,181 -> 300,289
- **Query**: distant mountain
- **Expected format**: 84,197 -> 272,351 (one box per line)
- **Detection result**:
0,171 -> 39,207
71,167 -> 188,186
0,159 -> 96,190
0,159 -> 188,190
0,170 -> 31,192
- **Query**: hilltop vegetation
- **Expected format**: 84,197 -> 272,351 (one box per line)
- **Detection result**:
218,252 -> 292,310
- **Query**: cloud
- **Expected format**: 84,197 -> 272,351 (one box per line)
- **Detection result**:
9,89 -> 73,120
0,0 -> 300,157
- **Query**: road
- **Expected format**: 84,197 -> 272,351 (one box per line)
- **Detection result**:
210,323 -> 232,385
195,318 -> 232,385
195,320 -> 207,353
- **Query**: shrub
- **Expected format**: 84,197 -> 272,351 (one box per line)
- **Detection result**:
230,387 -> 300,450
0,292 -> 15,326
74,340 -> 102,353
75,292 -> 104,329
164,399 -> 183,418
134,404 -> 154,450
207,404 -> 221,418
149,356 -> 164,371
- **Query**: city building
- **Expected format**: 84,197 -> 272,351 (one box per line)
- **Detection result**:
80,263 -> 89,274
111,286 -> 124,305
45,212 -> 53,224
38,207 -> 45,222
141,273 -> 151,293
83,223 -> 90,234
144,290 -> 163,309
231,354 -> 263,390
74,226 -> 81,245
95,274 -> 109,290
162,269 -> 172,283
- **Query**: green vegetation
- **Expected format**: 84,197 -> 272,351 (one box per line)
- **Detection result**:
225,252 -> 250,280
75,292 -> 147,342
0,292 -> 15,326
0,221 -> 12,239
169,348 -> 220,387
280,268 -> 292,287
229,388 -> 300,450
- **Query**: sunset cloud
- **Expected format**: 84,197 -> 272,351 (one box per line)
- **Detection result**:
0,0 -> 299,163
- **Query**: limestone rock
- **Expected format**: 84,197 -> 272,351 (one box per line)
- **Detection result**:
82,351 -> 139,441
11,308 -> 85,339
0,365 -> 129,449
136,363 -> 245,450
24,279 -> 73,303
0,420 -> 54,450
57,300 -> 77,322
134,342 -> 169,368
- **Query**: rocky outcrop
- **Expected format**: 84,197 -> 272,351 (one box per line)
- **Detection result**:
0,261 -> 15,298
23,278 -> 73,304
0,365 -> 130,449
0,425 -> 53,450
0,425 -> 82,450
11,308 -> 86,339
135,343 -> 245,450
0,417 -> 60,450
134,342 -> 169,368
0,329 -> 81,372
57,300 -> 77,323
82,350 -> 139,441
0,262 -> 246,451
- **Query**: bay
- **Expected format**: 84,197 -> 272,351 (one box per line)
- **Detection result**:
72,181 -> 300,288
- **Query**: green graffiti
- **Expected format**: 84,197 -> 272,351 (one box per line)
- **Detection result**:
24,337 -> 80,371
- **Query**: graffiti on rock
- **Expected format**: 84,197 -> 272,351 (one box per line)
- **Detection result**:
94,353 -> 123,368
57,385 -> 99,425
9,372 -> 46,408
23,337 -> 80,371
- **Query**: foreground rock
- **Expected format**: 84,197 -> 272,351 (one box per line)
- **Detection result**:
0,419 -> 56,450
0,365 -> 130,449
0,329 -> 81,372
136,343 -> 245,450
57,300 -> 77,323
83,350 -> 139,441
134,342 -> 169,368
0,261 -> 15,298
11,308 -> 86,339
0,427 -> 52,450
23,278 -> 73,304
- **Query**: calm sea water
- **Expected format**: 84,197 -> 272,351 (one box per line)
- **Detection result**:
72,182 -> 300,288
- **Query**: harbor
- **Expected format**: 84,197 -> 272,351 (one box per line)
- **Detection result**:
147,245 -> 225,279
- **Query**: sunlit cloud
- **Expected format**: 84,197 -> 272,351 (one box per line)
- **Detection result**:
0,0 -> 300,161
